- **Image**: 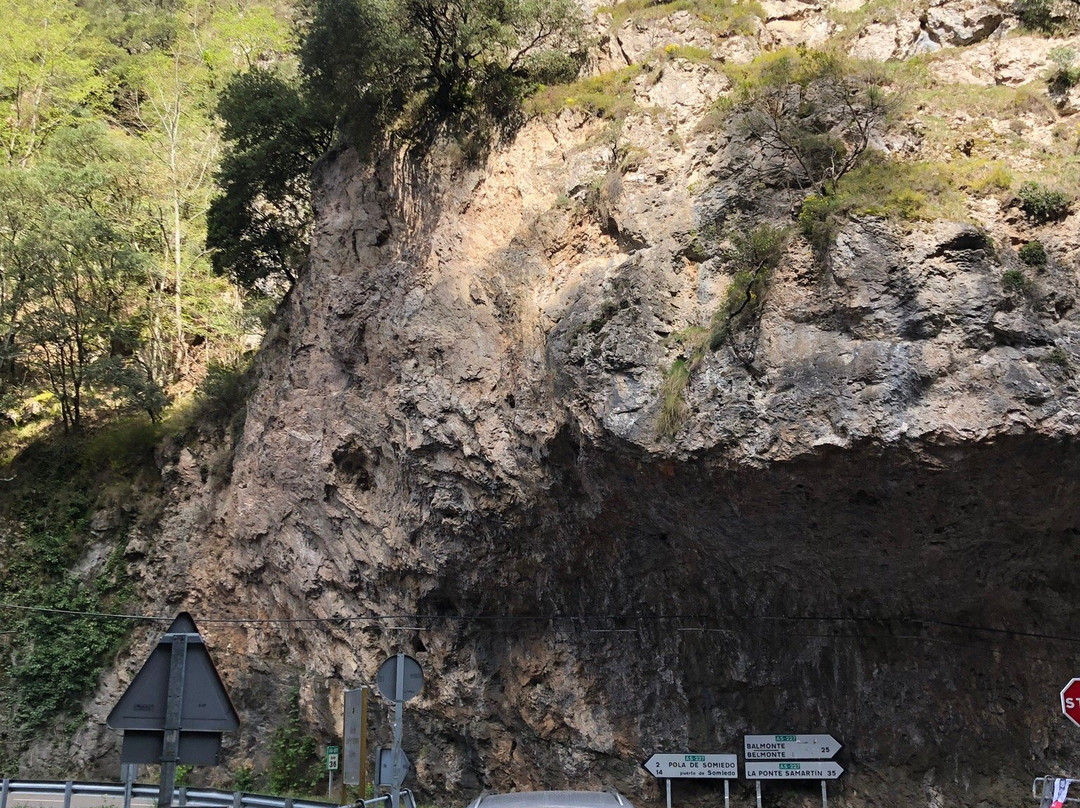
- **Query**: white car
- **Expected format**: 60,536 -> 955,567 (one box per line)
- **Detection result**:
467,792 -> 637,808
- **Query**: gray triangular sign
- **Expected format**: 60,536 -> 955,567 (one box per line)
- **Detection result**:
107,612 -> 239,732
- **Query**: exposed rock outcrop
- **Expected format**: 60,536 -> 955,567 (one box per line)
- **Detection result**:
34,4 -> 1080,808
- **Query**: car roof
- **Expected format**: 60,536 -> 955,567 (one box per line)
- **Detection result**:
469,791 -> 634,808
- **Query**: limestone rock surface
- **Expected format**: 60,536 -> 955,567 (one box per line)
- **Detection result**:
29,4 -> 1080,808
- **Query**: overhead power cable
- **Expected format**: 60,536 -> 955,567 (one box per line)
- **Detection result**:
1,601 -> 1078,646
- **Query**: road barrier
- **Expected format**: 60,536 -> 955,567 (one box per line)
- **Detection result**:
0,779 -> 340,808
1033,776 -> 1080,807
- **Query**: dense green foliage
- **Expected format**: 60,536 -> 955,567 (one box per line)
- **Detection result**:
208,70 -> 335,289
1015,0 -> 1059,33
0,419 -> 160,768
1,125 -> 160,430
1002,267 -> 1030,292
268,692 -> 322,795
0,0 -> 296,764
301,0 -> 586,155
1,0 -> 295,431
1017,181 -> 1071,223
1019,240 -> 1048,266
734,47 -> 900,195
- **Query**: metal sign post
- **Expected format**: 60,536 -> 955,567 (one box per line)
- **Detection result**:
160,634 -> 189,808
392,656 -> 404,808
375,655 -> 423,808
121,765 -> 136,808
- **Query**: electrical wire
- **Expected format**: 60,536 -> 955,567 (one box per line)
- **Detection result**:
0,601 -> 1077,647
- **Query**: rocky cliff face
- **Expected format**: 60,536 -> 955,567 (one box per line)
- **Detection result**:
40,3 -> 1080,807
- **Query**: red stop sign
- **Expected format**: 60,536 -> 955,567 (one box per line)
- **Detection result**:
1061,679 -> 1080,726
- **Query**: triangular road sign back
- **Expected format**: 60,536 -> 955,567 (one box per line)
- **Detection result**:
107,612 -> 239,732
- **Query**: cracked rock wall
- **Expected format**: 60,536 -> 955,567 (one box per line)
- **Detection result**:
39,6 -> 1080,807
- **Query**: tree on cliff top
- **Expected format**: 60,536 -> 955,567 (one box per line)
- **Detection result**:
209,0 -> 585,290
301,0 -> 586,155
735,48 -> 901,196
207,69 -> 335,290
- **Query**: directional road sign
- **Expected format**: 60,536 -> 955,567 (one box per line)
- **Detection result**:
1062,679 -> 1080,727
644,753 -> 738,779
743,734 -> 841,760
377,748 -> 412,786
745,761 -> 844,780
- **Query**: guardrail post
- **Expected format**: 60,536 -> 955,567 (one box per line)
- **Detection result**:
285,797 -> 294,808
233,792 -> 242,808
1040,777 -> 1056,808
178,787 -> 187,807
125,779 -> 133,808
64,781 -> 73,808
1,777 -> 9,808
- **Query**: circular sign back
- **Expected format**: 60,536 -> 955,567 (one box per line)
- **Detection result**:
376,654 -> 423,702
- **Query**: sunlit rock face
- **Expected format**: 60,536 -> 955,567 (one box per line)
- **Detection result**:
51,10 -> 1080,807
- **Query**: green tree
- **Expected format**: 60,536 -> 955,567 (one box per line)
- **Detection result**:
0,167 -> 48,386
301,0 -> 585,153
208,69 -> 334,289
267,692 -> 320,795
4,126 -> 157,430
300,0 -> 417,154
210,0 -> 584,289
0,0 -> 110,167
117,0 -> 278,382
737,48 -> 899,195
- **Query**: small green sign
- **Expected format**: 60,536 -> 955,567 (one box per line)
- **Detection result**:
775,735 -> 796,742
779,763 -> 800,771
685,755 -> 705,762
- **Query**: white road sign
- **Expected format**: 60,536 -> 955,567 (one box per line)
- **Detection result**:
745,761 -> 844,780
743,734 -> 841,760
644,753 -> 738,779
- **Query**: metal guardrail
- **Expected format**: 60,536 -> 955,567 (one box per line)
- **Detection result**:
0,779 -> 340,808
359,792 -> 415,808
1033,777 -> 1080,806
